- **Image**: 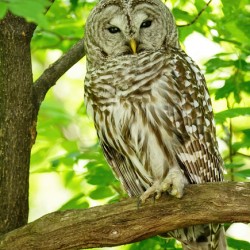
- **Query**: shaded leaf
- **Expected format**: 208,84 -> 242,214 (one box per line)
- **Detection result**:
59,194 -> 89,210
89,186 -> 115,200
234,169 -> 250,178
8,0 -> 50,28
225,163 -> 245,169
227,237 -> 250,250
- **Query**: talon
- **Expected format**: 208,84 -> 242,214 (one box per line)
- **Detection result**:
138,168 -> 187,203
152,194 -> 156,203
137,197 -> 142,208
140,197 -> 146,204
155,191 -> 161,199
162,183 -> 170,191
176,193 -> 182,198
170,188 -> 177,196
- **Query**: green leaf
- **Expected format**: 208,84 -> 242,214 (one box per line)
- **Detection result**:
215,78 -> 236,101
173,8 -> 193,22
227,237 -> 250,250
234,169 -> 250,178
31,32 -> 61,49
128,236 -> 181,250
89,186 -> 115,200
240,81 -> 250,93
59,194 -> 89,210
8,0 -> 50,28
233,141 -> 250,151
70,0 -> 78,10
225,163 -> 245,169
0,2 -> 8,19
85,164 -> 115,186
215,107 -> 250,123
235,59 -> 250,71
205,58 -> 234,74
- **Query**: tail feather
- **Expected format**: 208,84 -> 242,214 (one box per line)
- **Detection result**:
168,224 -> 227,250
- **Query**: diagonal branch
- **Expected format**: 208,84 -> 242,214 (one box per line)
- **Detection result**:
0,182 -> 249,250
33,38 -> 85,108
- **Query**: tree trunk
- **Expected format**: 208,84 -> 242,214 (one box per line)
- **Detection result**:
0,13 -> 36,235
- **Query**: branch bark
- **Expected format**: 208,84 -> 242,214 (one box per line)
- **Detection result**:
0,182 -> 249,250
33,38 -> 85,109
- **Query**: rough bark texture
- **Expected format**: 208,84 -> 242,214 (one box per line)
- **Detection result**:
0,182 -> 249,250
0,11 -> 85,236
0,13 -> 36,234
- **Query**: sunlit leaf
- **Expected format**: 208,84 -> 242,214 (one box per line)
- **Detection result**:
215,108 -> 250,123
8,0 -> 50,28
0,2 -> 8,19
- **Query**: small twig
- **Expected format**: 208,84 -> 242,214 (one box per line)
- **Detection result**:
177,0 -> 213,27
236,152 -> 250,159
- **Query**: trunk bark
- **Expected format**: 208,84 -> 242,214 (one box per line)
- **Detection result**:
0,13 -> 36,234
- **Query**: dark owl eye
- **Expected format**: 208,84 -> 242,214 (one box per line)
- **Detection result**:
108,26 -> 121,34
140,20 -> 152,28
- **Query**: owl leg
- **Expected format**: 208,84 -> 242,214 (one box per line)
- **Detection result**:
161,167 -> 188,198
140,167 -> 188,203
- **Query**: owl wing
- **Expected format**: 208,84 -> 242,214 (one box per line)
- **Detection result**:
166,47 -> 224,184
101,141 -> 144,196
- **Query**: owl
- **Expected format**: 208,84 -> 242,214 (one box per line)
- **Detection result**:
84,0 -> 226,249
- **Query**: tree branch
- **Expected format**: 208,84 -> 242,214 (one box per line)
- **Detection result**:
33,38 -> 85,108
0,182 -> 249,250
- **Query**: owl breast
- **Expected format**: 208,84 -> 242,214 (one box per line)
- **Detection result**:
85,49 -> 183,189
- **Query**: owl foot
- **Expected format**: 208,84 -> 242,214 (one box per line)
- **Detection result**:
140,167 -> 188,203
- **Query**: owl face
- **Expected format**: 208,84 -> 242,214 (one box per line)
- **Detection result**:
85,0 -> 178,64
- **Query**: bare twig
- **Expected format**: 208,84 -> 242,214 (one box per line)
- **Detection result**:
0,182 -> 249,250
177,0 -> 213,27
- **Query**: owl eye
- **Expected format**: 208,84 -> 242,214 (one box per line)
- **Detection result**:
108,26 -> 121,34
140,20 -> 152,28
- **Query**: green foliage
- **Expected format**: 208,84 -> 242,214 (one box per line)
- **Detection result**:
227,237 -> 250,250
0,0 -> 51,27
11,0 -> 249,249
127,237 -> 182,250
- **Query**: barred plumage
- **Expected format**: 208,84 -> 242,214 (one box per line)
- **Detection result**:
84,0 -> 226,249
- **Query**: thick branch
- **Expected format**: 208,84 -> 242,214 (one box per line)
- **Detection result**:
33,38 -> 85,108
0,182 -> 249,250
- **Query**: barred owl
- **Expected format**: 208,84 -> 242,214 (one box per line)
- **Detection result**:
84,0 -> 226,249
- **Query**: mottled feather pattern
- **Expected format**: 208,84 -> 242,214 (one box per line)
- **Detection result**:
85,47 -> 223,191
84,0 -> 226,249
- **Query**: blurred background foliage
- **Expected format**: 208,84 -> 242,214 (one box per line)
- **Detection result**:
1,0 -> 249,249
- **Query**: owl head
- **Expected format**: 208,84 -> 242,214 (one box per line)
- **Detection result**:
84,0 -> 179,65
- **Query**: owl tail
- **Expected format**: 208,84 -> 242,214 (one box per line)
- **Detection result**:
168,224 -> 227,250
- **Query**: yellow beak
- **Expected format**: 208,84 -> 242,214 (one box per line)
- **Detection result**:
129,38 -> 137,54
